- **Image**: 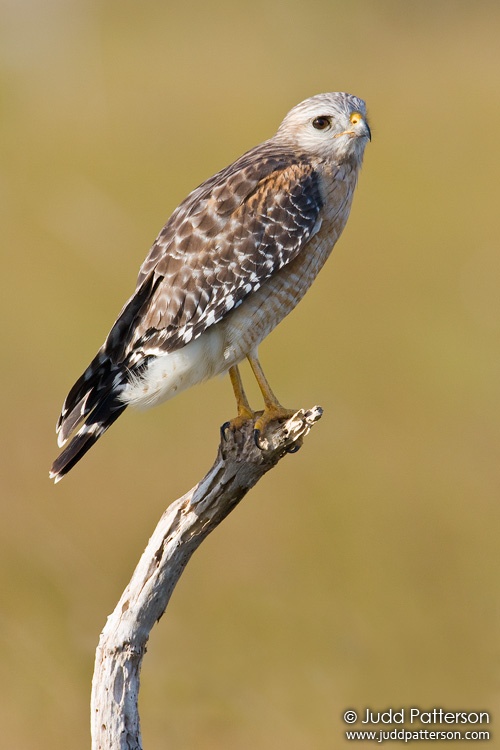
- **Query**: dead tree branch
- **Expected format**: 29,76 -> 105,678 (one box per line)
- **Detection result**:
90,406 -> 323,750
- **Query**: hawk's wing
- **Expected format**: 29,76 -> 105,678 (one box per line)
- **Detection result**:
105,143 -> 324,364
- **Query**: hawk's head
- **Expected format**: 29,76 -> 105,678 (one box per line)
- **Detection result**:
276,92 -> 371,166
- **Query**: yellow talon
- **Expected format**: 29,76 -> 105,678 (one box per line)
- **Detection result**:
253,404 -> 297,447
253,403 -> 297,435
222,365 -> 257,438
224,354 -> 297,447
247,352 -> 297,446
223,405 -> 256,434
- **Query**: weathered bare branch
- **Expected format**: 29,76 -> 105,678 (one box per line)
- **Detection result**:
90,406 -> 323,750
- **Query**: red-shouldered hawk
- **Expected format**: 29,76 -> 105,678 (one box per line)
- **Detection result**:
50,92 -> 370,482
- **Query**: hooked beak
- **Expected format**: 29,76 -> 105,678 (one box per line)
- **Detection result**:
360,119 -> 371,141
335,113 -> 371,141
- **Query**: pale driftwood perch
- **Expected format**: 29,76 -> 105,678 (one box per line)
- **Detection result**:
90,406 -> 323,750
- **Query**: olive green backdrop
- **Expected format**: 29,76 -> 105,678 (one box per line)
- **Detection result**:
2,1 -> 499,747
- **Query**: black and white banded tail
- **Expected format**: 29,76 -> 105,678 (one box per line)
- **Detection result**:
49,353 -> 128,483
50,273 -> 162,482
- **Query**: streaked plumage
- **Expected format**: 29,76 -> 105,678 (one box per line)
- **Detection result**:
50,92 -> 370,482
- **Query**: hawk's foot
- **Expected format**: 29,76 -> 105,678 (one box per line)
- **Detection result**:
253,404 -> 298,449
221,404 -> 257,441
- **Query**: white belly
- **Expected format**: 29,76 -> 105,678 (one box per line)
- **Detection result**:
122,294 -> 275,410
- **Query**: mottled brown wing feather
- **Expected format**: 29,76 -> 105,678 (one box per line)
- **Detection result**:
104,143 -> 323,365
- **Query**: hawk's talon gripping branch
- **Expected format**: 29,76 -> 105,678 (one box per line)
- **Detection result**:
254,429 -> 263,449
220,422 -> 231,442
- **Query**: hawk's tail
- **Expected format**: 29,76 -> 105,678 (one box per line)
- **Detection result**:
50,274 -> 161,483
50,352 -> 128,483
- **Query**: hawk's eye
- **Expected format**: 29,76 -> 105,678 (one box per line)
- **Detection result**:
312,116 -> 331,131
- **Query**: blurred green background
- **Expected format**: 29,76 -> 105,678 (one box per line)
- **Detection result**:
2,1 -> 500,747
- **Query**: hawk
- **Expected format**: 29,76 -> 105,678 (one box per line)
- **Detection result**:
50,92 -> 370,482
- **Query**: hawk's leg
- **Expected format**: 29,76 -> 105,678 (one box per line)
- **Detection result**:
221,365 -> 256,439
229,365 -> 255,422
247,352 -> 297,447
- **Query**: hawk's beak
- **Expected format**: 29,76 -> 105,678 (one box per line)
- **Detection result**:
335,114 -> 371,141
352,113 -> 371,141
